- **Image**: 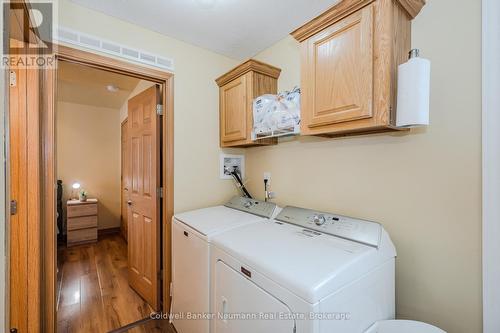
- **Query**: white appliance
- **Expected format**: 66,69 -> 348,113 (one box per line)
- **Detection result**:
210,206 -> 396,333
366,320 -> 446,333
171,196 -> 278,333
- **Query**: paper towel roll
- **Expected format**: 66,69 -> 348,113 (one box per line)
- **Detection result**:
396,56 -> 431,127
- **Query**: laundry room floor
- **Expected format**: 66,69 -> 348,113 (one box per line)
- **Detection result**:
56,234 -> 156,333
117,319 -> 177,333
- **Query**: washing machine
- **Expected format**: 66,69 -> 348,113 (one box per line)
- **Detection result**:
171,196 -> 278,333
210,205 -> 396,333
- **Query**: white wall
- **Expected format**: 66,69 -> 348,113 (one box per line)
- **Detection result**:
246,1 -> 482,332
58,0 -> 243,214
482,0 -> 500,331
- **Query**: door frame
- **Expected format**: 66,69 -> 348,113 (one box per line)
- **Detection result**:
120,118 -> 129,241
41,44 -> 174,332
482,0 -> 500,331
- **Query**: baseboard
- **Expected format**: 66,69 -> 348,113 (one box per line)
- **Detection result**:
98,227 -> 121,236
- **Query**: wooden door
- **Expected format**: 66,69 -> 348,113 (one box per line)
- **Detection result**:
127,85 -> 161,310
121,119 -> 129,241
220,74 -> 248,143
9,58 -> 41,333
302,4 -> 374,131
8,5 -> 42,332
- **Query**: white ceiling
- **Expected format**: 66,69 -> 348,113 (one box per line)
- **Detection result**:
69,0 -> 339,60
58,61 -> 141,109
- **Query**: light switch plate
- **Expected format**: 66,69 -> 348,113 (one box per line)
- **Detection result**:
220,154 -> 245,180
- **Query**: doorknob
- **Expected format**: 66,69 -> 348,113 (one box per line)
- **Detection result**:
127,200 -> 132,206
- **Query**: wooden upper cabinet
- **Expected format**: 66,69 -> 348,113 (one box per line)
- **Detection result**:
220,74 -> 248,143
292,0 -> 425,137
216,60 -> 281,147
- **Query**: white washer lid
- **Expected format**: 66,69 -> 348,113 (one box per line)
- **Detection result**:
212,220 -> 395,303
366,320 -> 446,333
174,206 -> 264,238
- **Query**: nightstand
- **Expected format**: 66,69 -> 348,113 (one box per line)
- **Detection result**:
66,199 -> 98,246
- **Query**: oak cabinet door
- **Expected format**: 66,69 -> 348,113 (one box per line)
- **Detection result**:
302,4 -> 374,131
220,75 -> 248,143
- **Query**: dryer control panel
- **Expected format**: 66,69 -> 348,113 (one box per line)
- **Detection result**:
276,206 -> 382,248
224,197 -> 277,219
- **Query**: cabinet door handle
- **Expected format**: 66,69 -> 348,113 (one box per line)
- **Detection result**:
127,200 -> 132,206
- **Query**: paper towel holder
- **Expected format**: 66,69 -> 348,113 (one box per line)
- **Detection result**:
395,48 -> 431,128
409,48 -> 420,59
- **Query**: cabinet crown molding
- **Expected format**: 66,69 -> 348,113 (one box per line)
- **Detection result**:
291,0 -> 425,42
215,59 -> 281,87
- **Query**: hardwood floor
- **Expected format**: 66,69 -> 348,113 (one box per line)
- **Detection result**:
110,318 -> 177,333
57,234 -> 173,333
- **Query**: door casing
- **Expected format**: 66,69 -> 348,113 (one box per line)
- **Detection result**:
121,118 -> 129,242
40,45 -> 174,332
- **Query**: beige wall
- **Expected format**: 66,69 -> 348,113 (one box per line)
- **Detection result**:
57,102 -> 122,230
59,0 -> 243,214
247,1 -> 482,332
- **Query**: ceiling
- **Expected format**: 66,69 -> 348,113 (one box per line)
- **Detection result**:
69,0 -> 339,60
58,61 -> 140,109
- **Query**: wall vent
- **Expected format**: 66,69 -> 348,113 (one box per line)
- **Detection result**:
56,27 -> 175,72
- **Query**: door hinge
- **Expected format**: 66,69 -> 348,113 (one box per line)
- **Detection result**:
156,104 -> 163,116
9,71 -> 16,87
10,200 -> 17,216
170,282 -> 173,297
157,187 -> 163,198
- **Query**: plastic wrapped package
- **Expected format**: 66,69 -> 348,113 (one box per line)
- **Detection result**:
252,87 -> 301,139
253,94 -> 277,136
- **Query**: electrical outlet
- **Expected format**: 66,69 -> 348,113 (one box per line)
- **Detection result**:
263,172 -> 271,182
220,154 -> 245,180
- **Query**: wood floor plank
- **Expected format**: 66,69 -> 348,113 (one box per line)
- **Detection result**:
121,319 -> 177,333
57,234 -> 155,333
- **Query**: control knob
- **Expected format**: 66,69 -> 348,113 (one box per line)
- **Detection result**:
313,214 -> 326,226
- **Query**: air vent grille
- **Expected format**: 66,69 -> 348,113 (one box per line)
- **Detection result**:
79,35 -> 100,48
56,27 -> 175,72
101,42 -> 120,53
